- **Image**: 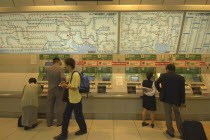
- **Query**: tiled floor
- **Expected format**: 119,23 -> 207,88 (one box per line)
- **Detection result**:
0,118 -> 209,140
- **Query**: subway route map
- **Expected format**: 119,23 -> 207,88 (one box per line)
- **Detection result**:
0,12 -> 118,53
120,12 -> 184,54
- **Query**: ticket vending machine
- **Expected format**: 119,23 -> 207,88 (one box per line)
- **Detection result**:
183,67 -> 208,96
125,67 -> 141,94
127,75 -> 141,94
97,67 -> 112,94
190,75 -> 208,96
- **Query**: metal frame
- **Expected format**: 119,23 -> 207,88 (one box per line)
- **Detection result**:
0,5 -> 210,13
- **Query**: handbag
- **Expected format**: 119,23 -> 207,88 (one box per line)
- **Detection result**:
18,116 -> 23,127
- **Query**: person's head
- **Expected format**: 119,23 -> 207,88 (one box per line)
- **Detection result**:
166,64 -> 176,72
53,58 -> 61,66
64,58 -> 75,72
29,78 -> 37,84
146,71 -> 154,81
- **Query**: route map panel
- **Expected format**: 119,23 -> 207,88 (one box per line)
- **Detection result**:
179,12 -> 210,54
120,12 -> 184,54
0,12 -> 118,54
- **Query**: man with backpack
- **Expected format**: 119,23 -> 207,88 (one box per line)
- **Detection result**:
54,58 -> 87,140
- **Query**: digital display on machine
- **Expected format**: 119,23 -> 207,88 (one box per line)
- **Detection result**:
193,76 -> 202,82
42,75 -> 47,81
102,76 -> 110,81
88,76 -> 95,81
45,62 -> 53,66
131,76 -> 139,82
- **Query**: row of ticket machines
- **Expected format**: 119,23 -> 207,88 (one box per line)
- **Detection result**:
38,65 -> 209,97
36,54 -> 210,97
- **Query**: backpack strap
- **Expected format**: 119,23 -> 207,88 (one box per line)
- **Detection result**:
70,71 -> 81,85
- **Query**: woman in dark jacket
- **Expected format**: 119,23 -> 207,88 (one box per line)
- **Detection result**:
142,71 -> 156,128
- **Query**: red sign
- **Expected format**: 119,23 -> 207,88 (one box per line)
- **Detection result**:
112,62 -> 126,65
76,61 -> 83,65
155,62 -> 170,65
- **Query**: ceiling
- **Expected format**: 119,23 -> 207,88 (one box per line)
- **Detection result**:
0,0 -> 209,7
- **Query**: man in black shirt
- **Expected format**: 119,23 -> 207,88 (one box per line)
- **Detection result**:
155,64 -> 185,139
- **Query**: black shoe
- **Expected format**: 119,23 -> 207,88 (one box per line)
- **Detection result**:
32,123 -> 38,128
75,130 -> 87,135
151,124 -> 155,128
142,122 -> 149,127
18,124 -> 24,127
53,134 -> 67,140
165,130 -> 174,137
24,126 -> 31,130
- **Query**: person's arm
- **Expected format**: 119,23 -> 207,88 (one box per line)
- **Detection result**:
155,74 -> 163,92
60,67 -> 65,82
46,67 -> 49,81
21,85 -> 27,97
180,77 -> 185,104
144,82 -> 156,96
68,72 -> 80,91
59,75 -> 69,88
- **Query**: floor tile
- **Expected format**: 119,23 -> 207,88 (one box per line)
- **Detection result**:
0,118 -> 209,140
0,119 -> 18,140
114,120 -> 136,128
114,128 -> 141,140
87,128 -> 114,140
5,129 -> 38,140
92,120 -> 114,129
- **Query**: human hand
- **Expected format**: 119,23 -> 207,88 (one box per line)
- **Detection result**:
147,88 -> 152,92
60,83 -> 68,88
60,81 -> 66,85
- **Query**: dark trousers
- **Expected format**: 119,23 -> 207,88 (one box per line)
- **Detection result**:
61,101 -> 87,136
163,102 -> 183,137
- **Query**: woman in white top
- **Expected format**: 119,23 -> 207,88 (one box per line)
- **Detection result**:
142,71 -> 157,128
21,78 -> 42,130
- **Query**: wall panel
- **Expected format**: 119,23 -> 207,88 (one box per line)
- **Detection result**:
34,0 -> 55,6
14,0 -> 34,6
77,1 -> 97,5
55,0 -> 76,5
163,0 -> 185,5
120,0 -> 141,5
0,0 -> 14,7
185,0 -> 207,5
98,0 -> 119,5
141,0 -> 163,5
